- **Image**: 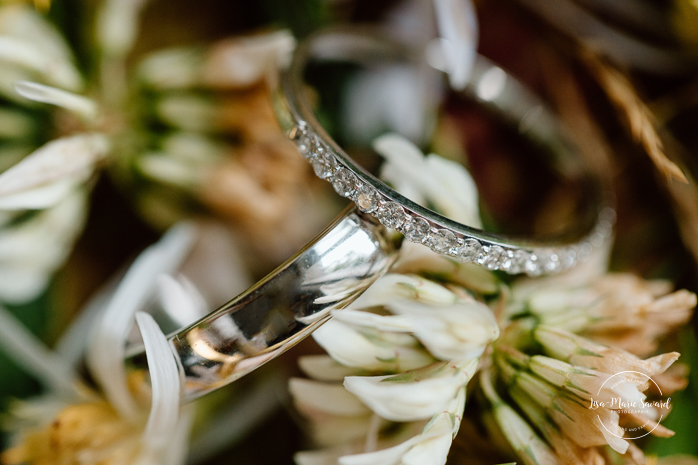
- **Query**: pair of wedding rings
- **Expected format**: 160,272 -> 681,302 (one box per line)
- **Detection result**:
128,28 -> 615,401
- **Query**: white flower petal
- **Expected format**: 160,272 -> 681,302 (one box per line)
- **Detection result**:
135,312 -> 181,453
298,355 -> 364,381
339,436 -> 421,465
290,378 -> 371,417
332,309 -> 414,332
349,273 -> 458,309
295,448 -> 347,465
55,274 -> 122,367
160,132 -> 226,163
0,188 -> 87,269
178,221 -> 253,308
385,299 -> 499,361
0,264 -> 48,303
0,304 -> 80,397
346,67 -> 437,146
0,178 -> 81,210
0,133 -> 108,199
339,409 -> 458,465
161,408 -> 194,465
0,188 -> 87,303
203,30 -> 296,88
0,36 -> 50,73
423,154 -> 480,227
373,134 -> 481,226
343,366 -> 467,421
401,414 -> 453,465
0,5 -> 82,90
13,81 -> 97,119
138,48 -> 202,89
374,133 -> 429,177
433,0 -> 478,90
156,94 -> 218,132
0,37 -> 81,92
138,152 -> 204,187
157,274 -> 208,327
96,0 -> 149,57
87,222 -> 195,421
312,318 -> 433,372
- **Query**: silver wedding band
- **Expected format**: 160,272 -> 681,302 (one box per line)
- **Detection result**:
274,28 -> 615,276
127,207 -> 395,401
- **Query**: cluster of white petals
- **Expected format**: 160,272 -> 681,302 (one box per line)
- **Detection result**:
0,6 -> 107,304
0,225 -> 195,464
373,134 -> 481,229
291,251 -> 497,465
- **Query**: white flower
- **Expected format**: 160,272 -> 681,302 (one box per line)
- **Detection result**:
289,377 -> 376,448
382,299 -> 498,361
86,223 -> 195,421
137,30 -> 295,90
341,275 -> 499,361
298,355 -> 365,382
349,273 -> 459,307
0,224 -> 194,464
0,5 -> 83,96
339,387 -> 466,465
432,0 -> 478,90
0,220 -> 275,464
373,133 -> 481,228
312,317 -> 435,373
480,369 -> 558,465
0,132 -> 109,209
344,359 -> 477,422
0,188 -> 87,303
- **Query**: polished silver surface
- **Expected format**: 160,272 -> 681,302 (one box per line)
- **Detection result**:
274,28 -> 615,277
126,207 -> 396,401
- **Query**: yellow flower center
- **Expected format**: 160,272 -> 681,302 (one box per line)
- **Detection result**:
1,401 -> 145,465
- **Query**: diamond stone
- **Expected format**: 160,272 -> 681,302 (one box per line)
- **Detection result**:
402,216 -> 430,242
561,248 -> 577,269
500,249 -> 527,274
458,238 -> 482,262
426,229 -> 458,254
355,185 -> 380,213
332,168 -> 358,198
479,245 -> 505,270
543,251 -> 561,273
376,202 -> 406,229
297,134 -> 314,158
311,157 -> 332,179
525,253 -> 543,276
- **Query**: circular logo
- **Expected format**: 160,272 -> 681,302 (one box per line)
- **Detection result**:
591,370 -> 671,440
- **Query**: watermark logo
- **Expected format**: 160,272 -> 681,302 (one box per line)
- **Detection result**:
588,370 -> 671,440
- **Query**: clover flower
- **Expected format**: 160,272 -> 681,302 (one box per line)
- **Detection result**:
0,0 -> 325,305
0,5 -> 103,304
0,225 -> 194,465
0,220 -> 285,464
289,133 -> 696,465
289,135 -> 498,465
130,31 -> 327,266
479,253 -> 695,464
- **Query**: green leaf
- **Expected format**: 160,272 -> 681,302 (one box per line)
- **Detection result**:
645,328 -> 698,457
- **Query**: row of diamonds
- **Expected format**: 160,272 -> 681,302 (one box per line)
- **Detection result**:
290,123 -> 607,276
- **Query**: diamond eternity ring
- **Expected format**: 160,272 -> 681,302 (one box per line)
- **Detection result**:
274,28 -> 615,277
127,207 -> 396,401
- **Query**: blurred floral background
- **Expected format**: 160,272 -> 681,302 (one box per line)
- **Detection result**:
1,0 -> 698,464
